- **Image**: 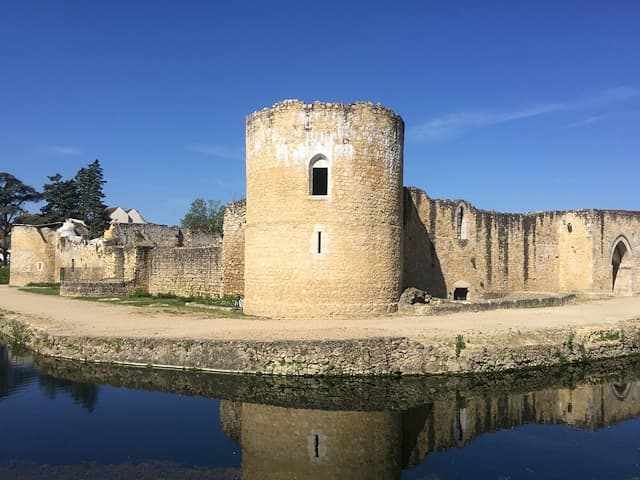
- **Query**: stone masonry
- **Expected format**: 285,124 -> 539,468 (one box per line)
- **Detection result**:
9,99 -> 640,313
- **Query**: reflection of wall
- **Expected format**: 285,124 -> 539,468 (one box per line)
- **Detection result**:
221,378 -> 640,477
227,402 -> 403,480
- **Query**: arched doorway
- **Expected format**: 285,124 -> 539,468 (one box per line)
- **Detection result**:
611,237 -> 632,296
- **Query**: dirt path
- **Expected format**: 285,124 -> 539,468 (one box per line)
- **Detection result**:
1,286 -> 639,342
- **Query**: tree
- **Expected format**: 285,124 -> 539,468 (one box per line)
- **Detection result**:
181,198 -> 225,236
0,173 -> 43,266
74,159 -> 108,238
39,160 -> 109,238
40,173 -> 79,223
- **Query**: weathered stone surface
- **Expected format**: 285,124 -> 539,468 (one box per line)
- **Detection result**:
399,287 -> 430,307
2,313 -> 639,377
244,100 -> 404,317
403,188 -> 640,300
222,200 -> 246,296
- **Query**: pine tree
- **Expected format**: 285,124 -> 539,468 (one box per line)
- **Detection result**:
74,159 -> 108,238
40,173 -> 79,223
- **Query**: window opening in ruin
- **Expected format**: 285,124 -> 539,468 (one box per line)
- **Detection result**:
310,157 -> 328,196
453,287 -> 468,301
612,240 -> 628,293
456,205 -> 468,240
71,259 -> 75,272
317,231 -> 323,254
314,434 -> 320,458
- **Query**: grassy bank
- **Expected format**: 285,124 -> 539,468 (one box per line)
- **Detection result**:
17,284 -> 243,317
0,266 -> 9,285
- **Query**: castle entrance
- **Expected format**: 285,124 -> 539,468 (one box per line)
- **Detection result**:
453,288 -> 468,301
612,239 -> 632,296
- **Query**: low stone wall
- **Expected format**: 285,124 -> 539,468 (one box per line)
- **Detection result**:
1,314 -> 639,376
400,293 -> 576,315
30,353 -> 640,411
60,280 -> 137,297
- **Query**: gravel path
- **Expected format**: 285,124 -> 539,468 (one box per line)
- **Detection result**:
1,285 -> 639,342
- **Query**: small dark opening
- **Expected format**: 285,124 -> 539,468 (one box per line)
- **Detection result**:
312,168 -> 328,196
314,434 -> 320,458
453,288 -> 468,301
317,231 -> 322,254
71,259 -> 75,272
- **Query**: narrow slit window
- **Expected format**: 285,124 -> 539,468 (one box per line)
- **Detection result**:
314,434 -> 320,458
310,157 -> 329,196
317,231 -> 322,254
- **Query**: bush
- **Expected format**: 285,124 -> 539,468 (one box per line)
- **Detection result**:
0,266 -> 8,284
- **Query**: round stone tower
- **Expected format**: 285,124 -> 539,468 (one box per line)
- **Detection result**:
244,100 -> 404,317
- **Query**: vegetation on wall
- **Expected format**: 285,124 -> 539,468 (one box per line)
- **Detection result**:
181,198 -> 225,236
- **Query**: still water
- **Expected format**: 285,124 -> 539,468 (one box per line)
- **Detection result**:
1,341 -> 639,480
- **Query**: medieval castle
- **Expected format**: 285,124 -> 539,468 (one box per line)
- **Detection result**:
9,100 -> 640,316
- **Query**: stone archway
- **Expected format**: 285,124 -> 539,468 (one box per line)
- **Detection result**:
611,237 -> 632,296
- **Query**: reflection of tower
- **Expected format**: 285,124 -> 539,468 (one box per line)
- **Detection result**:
221,401 -> 405,480
244,100 -> 404,317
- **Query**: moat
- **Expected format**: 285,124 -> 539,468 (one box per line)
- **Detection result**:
2,340 -> 640,479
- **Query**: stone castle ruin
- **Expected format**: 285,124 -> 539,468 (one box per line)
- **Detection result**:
9,100 -> 640,315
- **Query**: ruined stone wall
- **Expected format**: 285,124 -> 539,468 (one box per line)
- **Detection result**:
403,188 -> 562,299
107,223 -> 218,248
222,199 -> 246,296
60,279 -> 137,297
244,100 -> 404,317
148,244 -> 223,298
9,225 -> 57,286
404,189 -> 640,298
101,246 -> 125,280
54,240 -> 108,283
589,210 -> 640,295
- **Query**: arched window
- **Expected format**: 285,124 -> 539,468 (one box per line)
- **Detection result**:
309,156 -> 328,196
456,205 -> 468,240
611,236 -> 632,295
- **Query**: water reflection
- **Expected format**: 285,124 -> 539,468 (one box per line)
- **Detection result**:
218,379 -> 640,479
1,339 -> 640,479
0,344 -> 98,411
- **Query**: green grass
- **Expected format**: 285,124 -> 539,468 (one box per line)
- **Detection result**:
0,266 -> 9,284
20,284 -> 61,295
17,286 -> 245,317
596,330 -> 621,342
78,293 -> 188,308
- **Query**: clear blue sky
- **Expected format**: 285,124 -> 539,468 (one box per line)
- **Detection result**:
2,0 -> 639,225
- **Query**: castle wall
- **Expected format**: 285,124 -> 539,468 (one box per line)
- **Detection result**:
404,188 -> 640,298
9,225 -> 57,286
147,244 -> 223,298
244,100 -> 404,317
54,240 -> 108,283
222,199 -> 245,296
403,188 -> 563,299
589,210 -> 640,295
